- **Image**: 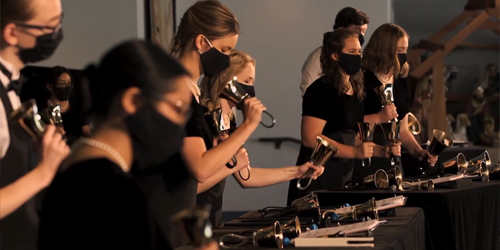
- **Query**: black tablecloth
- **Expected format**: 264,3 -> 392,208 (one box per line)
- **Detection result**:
315,181 -> 500,250
213,207 -> 425,250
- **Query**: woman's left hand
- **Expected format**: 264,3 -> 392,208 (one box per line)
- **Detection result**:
418,149 -> 438,167
297,162 -> 324,179
387,142 -> 402,157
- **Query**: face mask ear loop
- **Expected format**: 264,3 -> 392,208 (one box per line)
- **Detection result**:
198,36 -> 214,54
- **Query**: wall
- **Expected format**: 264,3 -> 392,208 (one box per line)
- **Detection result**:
34,0 -> 145,69
176,0 -> 392,212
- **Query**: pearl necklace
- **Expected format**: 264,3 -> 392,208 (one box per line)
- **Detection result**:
190,80 -> 201,97
74,138 -> 129,172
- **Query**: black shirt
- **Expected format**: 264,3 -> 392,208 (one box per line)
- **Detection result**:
351,70 -> 412,185
287,76 -> 363,204
192,99 -> 226,228
39,159 -> 152,250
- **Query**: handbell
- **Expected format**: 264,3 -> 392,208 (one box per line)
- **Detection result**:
379,121 -> 402,167
204,108 -> 238,169
420,129 -> 454,174
40,104 -> 63,127
322,198 -> 379,221
8,99 -> 46,139
400,179 -> 435,192
468,150 -> 491,167
219,221 -> 284,249
466,161 -> 490,182
358,122 -> 377,167
221,76 -> 275,128
172,204 -> 213,247
294,195 -> 321,218
489,162 -> 500,173
281,216 -> 301,239
442,153 -> 468,175
297,136 -> 338,190
375,83 -> 397,122
386,165 -> 403,188
259,193 -> 320,218
407,112 -> 421,135
363,169 -> 389,189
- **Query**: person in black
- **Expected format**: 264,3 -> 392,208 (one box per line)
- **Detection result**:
168,1 -> 266,230
197,50 -> 323,222
352,23 -> 438,184
287,29 -> 400,204
37,66 -> 90,145
0,1 -> 69,249
38,41 -> 218,250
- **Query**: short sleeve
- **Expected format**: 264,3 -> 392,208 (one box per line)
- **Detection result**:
185,99 -> 205,138
300,47 -> 323,96
302,79 -> 333,121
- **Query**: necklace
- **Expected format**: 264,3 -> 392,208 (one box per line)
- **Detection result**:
374,73 -> 393,84
48,100 -> 69,110
74,138 -> 129,172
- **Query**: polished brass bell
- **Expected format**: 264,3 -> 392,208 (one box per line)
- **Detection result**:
428,129 -> 454,156
219,221 -> 284,249
40,104 -> 63,127
407,112 -> 421,135
281,216 -> 301,239
386,165 -> 403,188
442,153 -> 468,175
363,169 -> 389,189
297,136 -> 338,190
173,204 -> 213,247
358,122 -> 376,167
8,99 -> 46,139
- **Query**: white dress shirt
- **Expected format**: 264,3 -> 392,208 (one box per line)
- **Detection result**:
0,56 -> 22,159
299,46 -> 322,96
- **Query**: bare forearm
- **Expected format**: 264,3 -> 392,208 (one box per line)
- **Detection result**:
364,114 -> 382,123
0,166 -> 51,219
400,129 -> 422,157
233,166 -> 300,188
197,166 -> 235,194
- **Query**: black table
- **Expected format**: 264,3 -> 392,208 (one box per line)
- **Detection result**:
315,181 -> 500,250
213,207 -> 425,250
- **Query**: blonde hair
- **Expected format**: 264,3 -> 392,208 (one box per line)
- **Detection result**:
362,23 -> 410,78
200,50 -> 256,119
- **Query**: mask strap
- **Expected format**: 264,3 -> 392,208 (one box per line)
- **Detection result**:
198,36 -> 214,54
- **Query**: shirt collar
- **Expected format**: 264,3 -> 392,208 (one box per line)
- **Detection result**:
0,56 -> 21,88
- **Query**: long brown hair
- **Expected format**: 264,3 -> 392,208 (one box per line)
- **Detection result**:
320,29 -> 364,100
362,23 -> 410,78
200,50 -> 255,119
171,0 -> 240,57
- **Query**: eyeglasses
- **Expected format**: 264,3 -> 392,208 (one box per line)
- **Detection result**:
15,14 -> 64,39
155,94 -> 192,119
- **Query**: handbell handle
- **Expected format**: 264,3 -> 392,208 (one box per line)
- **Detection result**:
260,110 -> 276,128
226,155 -> 238,169
362,158 -> 371,167
219,234 -> 251,248
296,168 -> 315,190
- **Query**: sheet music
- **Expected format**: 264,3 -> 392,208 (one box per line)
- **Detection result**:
297,220 -> 385,238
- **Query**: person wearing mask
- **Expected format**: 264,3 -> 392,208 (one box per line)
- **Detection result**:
37,66 -> 90,145
38,40 -> 218,250
352,23 -> 438,184
287,29 -> 401,204
300,7 -> 369,96
197,50 -> 324,221
135,0 -> 262,246
0,0 -> 69,249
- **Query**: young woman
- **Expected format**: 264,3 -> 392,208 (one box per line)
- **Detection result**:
287,29 -> 400,204
197,50 -> 323,222
38,41 -> 217,250
353,23 -> 438,183
37,66 -> 90,145
168,0 -> 266,229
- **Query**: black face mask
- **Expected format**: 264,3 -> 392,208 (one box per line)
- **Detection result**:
338,53 -> 361,76
199,37 -> 230,77
397,53 -> 407,68
17,29 -> 64,64
127,104 -> 186,174
237,82 -> 255,97
53,86 -> 72,101
358,34 -> 365,46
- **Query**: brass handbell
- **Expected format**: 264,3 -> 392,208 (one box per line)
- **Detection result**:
468,150 -> 491,168
291,192 -> 315,206
297,136 -> 338,190
400,179 -> 435,192
386,165 -> 403,189
281,216 -> 301,239
358,122 -> 376,167
375,83 -> 397,122
259,193 -> 320,218
363,169 -> 389,189
8,99 -> 46,139
204,108 -> 239,170
322,198 -> 379,221
420,129 -> 454,174
442,153 -> 468,175
40,104 -> 63,127
407,112 -> 421,135
219,221 -> 284,249
221,76 -> 275,128
172,204 -> 213,247
379,121 -> 402,167
488,162 -> 500,173
466,161 -> 490,182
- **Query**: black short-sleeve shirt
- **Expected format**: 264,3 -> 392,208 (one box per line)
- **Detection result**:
363,70 -> 411,120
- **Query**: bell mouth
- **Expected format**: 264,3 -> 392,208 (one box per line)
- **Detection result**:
456,153 -> 468,174
273,221 -> 284,249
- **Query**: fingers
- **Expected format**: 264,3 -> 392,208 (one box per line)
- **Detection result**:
42,125 -> 56,147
